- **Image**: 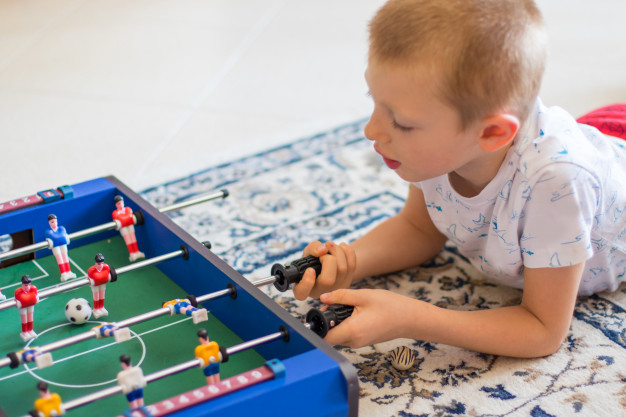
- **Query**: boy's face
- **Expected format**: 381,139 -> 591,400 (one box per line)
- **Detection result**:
364,60 -> 485,184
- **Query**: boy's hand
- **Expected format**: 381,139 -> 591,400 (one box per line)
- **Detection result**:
292,240 -> 356,300
319,288 -> 412,348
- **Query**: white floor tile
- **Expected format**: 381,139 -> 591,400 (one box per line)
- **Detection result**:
0,0 -> 624,203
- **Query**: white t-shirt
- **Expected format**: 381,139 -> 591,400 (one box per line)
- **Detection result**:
415,99 -> 626,295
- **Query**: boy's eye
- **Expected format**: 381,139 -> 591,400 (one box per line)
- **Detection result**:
392,119 -> 413,132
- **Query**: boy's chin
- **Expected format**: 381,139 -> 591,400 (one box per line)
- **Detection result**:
393,168 -> 431,183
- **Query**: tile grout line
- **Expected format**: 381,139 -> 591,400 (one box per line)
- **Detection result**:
0,0 -> 84,73
132,0 -> 286,184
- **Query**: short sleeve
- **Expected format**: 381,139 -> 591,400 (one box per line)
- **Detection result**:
519,163 -> 600,268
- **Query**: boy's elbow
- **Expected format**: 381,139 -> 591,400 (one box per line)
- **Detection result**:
523,330 -> 567,358
531,340 -> 562,358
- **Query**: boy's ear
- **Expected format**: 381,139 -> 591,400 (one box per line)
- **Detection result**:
478,114 -> 520,152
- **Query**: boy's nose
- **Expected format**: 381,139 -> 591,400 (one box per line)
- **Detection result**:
364,114 -> 390,143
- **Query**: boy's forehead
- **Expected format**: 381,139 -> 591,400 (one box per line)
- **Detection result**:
366,58 -> 440,91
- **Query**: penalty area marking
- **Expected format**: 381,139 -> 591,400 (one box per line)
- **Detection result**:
0,259 -> 49,292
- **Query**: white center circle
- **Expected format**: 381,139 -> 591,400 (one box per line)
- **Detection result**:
24,321 -> 146,389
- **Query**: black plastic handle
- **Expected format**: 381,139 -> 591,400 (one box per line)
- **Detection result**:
305,304 -> 354,338
271,255 -> 322,292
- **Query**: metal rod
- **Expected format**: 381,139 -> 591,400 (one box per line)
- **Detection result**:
0,190 -> 227,262
159,190 -> 228,213
21,327 -> 284,416
0,283 -> 238,370
0,249 -> 185,313
196,288 -> 233,304
64,358 -> 204,412
0,278 -> 90,312
115,249 -> 184,275
58,385 -> 122,412
39,330 -> 97,354
251,276 -> 277,288
0,241 -> 49,260
226,331 -> 285,356
67,221 -> 118,241
115,307 -> 172,329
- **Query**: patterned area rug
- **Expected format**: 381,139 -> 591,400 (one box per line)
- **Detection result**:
141,120 -> 626,417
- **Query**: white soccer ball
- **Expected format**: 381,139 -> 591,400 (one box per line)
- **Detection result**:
65,298 -> 92,325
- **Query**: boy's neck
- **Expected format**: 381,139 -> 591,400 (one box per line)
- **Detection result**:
448,140 -> 514,198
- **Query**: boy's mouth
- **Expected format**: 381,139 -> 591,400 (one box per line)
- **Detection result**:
382,155 -> 401,169
374,146 -> 401,170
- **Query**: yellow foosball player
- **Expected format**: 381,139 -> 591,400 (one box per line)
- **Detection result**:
194,328 -> 222,385
31,381 -> 64,417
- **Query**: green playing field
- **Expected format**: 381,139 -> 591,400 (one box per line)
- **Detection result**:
0,237 -> 266,417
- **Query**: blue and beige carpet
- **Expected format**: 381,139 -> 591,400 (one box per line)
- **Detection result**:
141,120 -> 626,417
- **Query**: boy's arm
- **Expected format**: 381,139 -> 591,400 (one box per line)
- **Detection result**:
350,184 -> 448,281
295,184 -> 447,298
323,262 -> 584,357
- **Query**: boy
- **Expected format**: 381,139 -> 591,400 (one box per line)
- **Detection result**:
294,0 -> 626,358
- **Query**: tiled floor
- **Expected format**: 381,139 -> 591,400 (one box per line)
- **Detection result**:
1,0 -> 625,203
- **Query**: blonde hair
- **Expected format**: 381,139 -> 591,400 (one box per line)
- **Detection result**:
369,0 -> 547,129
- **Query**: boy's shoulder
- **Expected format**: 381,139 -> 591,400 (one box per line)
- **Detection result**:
513,100 -> 625,182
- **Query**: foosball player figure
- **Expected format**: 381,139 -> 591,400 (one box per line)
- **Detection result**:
117,354 -> 152,417
162,297 -> 208,324
44,214 -> 76,282
30,381 -> 64,417
15,275 -> 39,341
195,328 -> 222,385
112,195 -> 145,262
87,253 -> 112,318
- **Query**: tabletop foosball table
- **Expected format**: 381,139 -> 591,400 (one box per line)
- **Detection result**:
0,176 -> 358,417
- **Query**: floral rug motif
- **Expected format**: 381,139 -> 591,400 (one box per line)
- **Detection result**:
141,120 -> 626,417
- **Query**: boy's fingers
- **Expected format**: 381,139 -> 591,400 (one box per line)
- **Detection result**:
326,241 -> 348,277
293,267 -> 316,301
340,243 -> 356,275
316,255 -> 338,288
303,240 -> 328,257
320,288 -> 359,307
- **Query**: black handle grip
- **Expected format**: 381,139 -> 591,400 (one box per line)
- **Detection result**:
305,304 -> 354,338
271,255 -> 322,292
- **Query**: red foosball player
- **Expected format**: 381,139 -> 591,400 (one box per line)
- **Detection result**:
45,214 -> 76,282
117,354 -> 152,417
31,381 -> 64,417
112,195 -> 145,262
15,275 -> 39,341
87,253 -> 112,318
194,328 -> 222,385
